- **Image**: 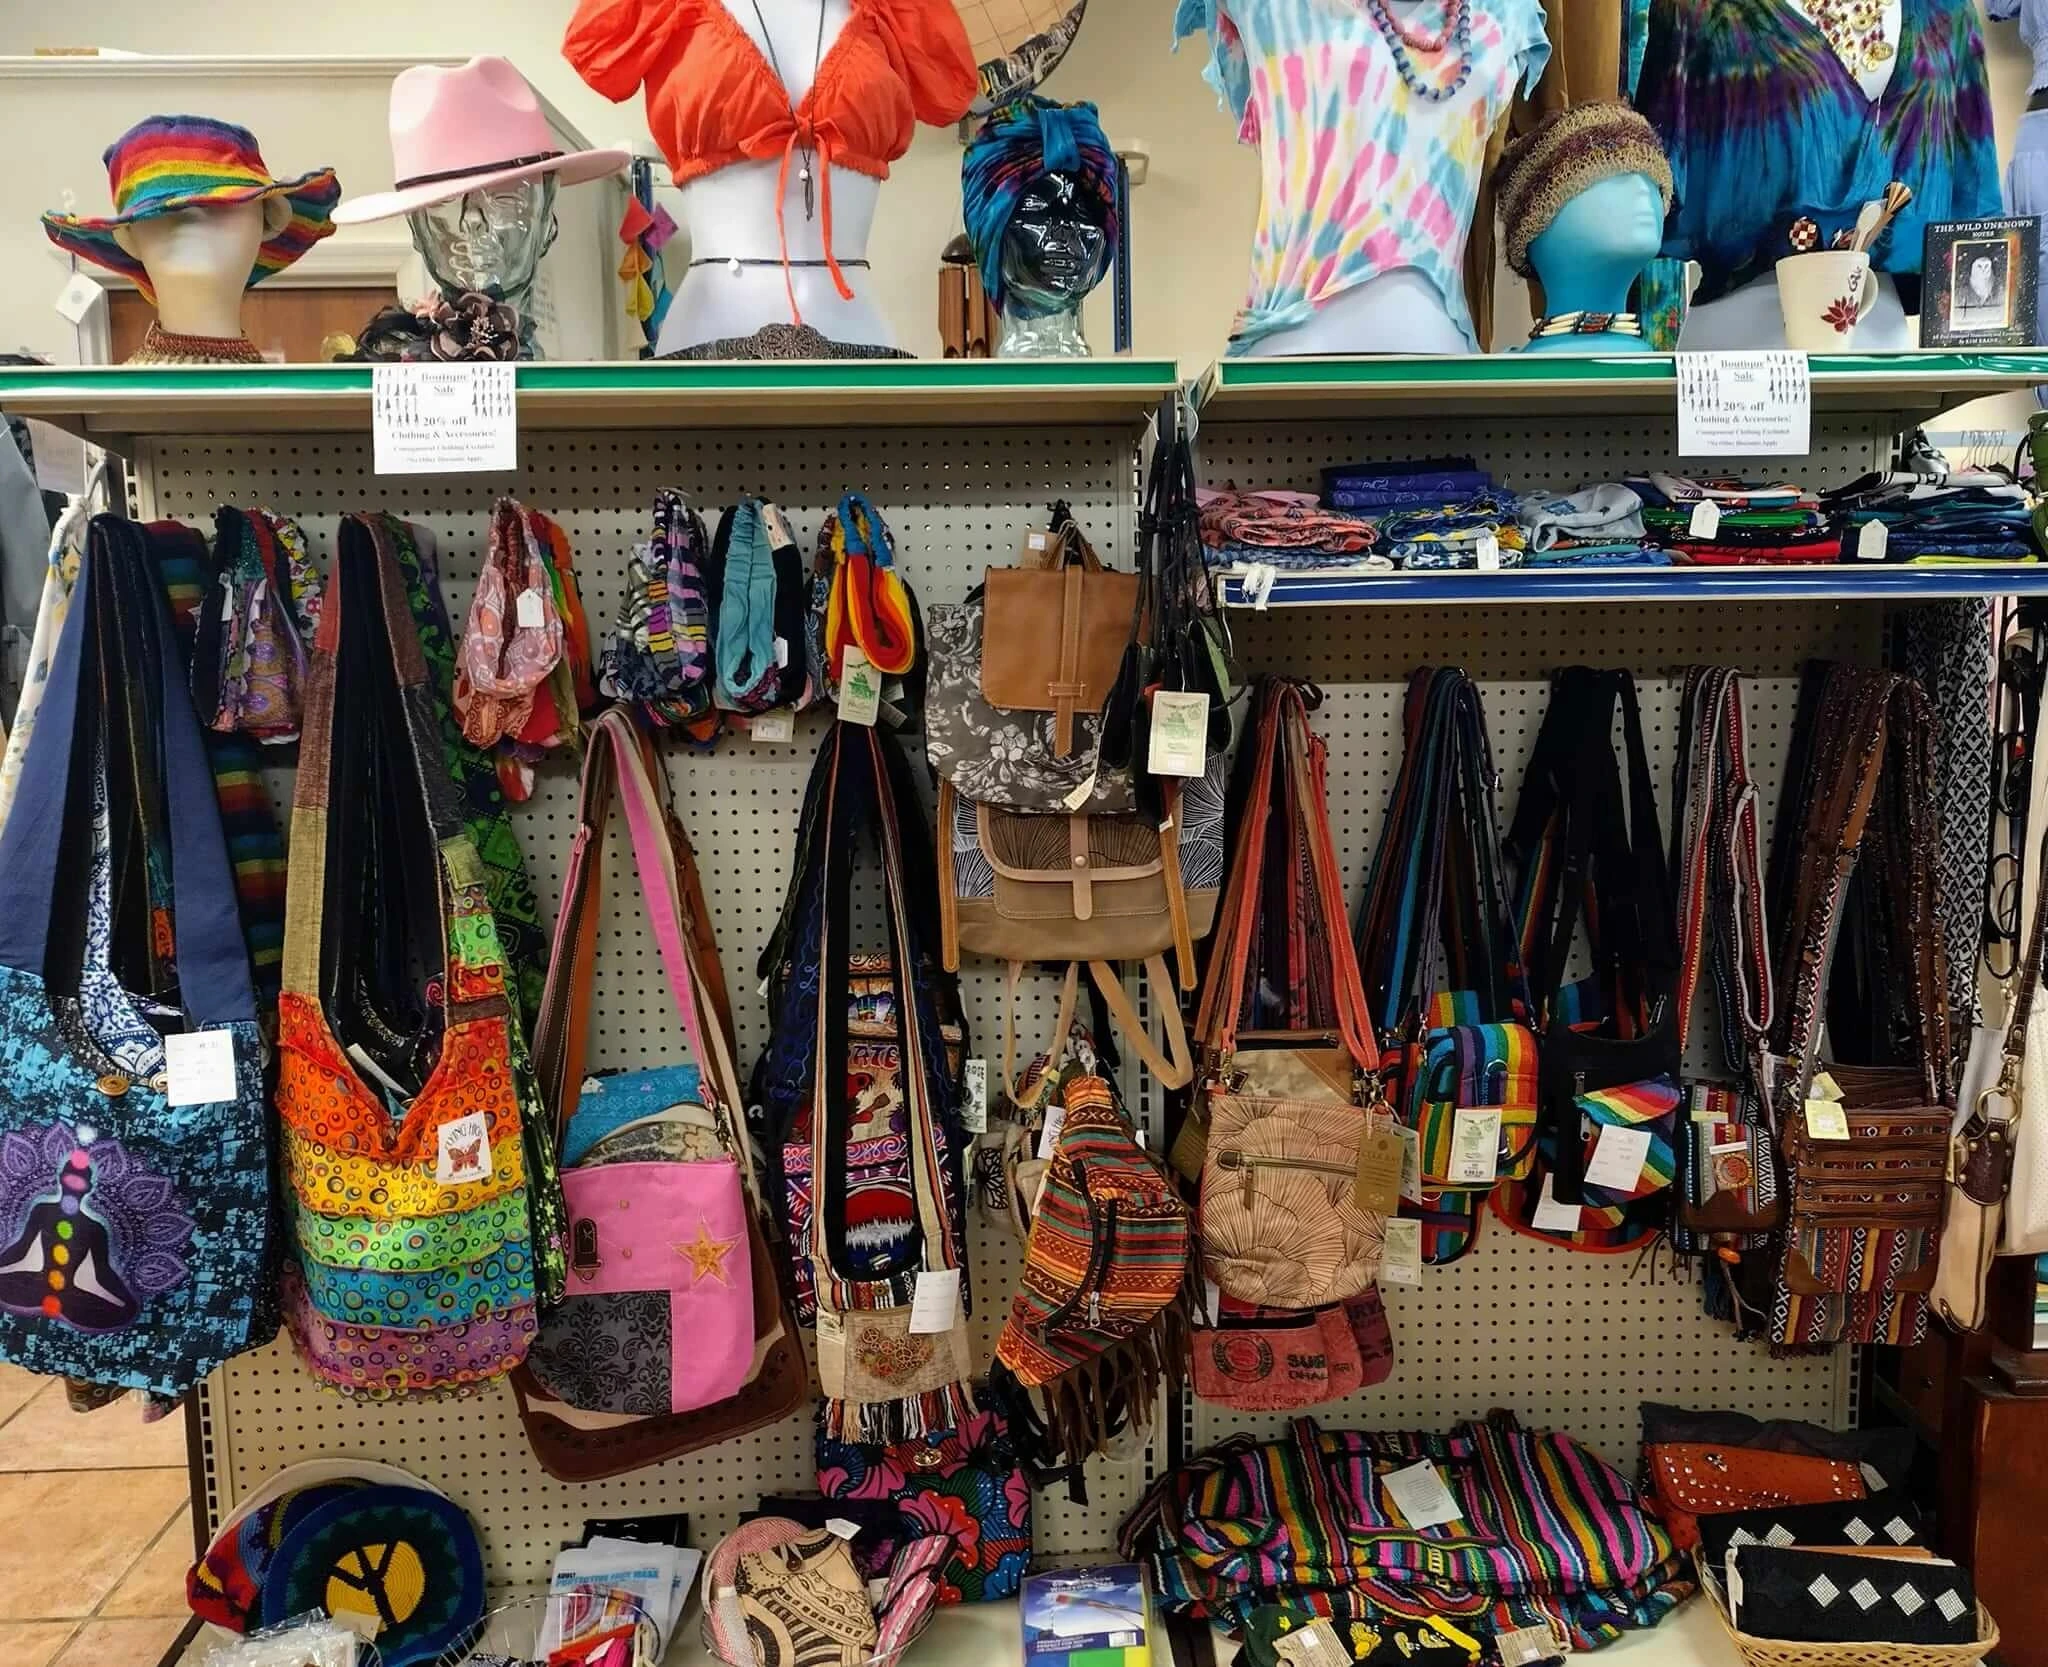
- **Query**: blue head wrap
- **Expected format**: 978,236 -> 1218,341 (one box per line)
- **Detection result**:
961,96 -> 1119,316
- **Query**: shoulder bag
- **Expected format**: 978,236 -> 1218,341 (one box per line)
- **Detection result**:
0,515 -> 269,1398
275,514 -> 539,1398
1354,667 -> 1536,1264
511,708 -> 807,1478
1998,666 -> 2048,1257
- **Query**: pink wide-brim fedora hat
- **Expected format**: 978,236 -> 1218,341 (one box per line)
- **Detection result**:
335,55 -> 628,225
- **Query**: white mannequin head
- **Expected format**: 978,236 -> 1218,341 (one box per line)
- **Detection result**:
111,196 -> 290,341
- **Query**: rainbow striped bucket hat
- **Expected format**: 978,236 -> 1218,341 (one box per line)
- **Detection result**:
42,115 -> 340,304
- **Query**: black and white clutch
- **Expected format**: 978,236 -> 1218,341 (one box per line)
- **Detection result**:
1726,1546 -> 1978,1646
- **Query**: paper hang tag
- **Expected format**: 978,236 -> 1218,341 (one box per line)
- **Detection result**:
1021,529 -> 1054,561
1273,1619 -> 1347,1667
908,1267 -> 961,1334
1688,499 -> 1723,540
826,1518 -> 864,1541
1448,1107 -> 1502,1186
372,361 -> 518,476
1380,1459 -> 1464,1529
1397,1125 -> 1423,1204
962,1058 -> 989,1135
1583,1124 -> 1654,1191
435,1110 -> 493,1185
1202,1276 -> 1223,1324
332,1608 -> 385,1642
773,635 -> 790,667
164,1030 -> 237,1108
1805,1099 -> 1851,1141
1532,1174 -> 1583,1233
1147,689 -> 1210,778
815,1307 -> 845,1343
516,588 -> 545,629
752,711 -> 795,744
837,646 -> 882,727
1496,1623 -> 1563,1667
1354,1123 -> 1407,1214
1036,1103 -> 1068,1160
1062,766 -> 1101,812
1810,1070 -> 1844,1102
1380,1216 -> 1423,1285
1475,534 -> 1502,572
54,271 -> 105,325
1858,520 -> 1890,562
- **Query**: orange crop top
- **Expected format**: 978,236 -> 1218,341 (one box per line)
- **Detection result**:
565,0 -> 979,321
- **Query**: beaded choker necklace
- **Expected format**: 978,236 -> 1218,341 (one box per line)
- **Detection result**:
1362,0 -> 1473,102
1529,311 -> 1644,340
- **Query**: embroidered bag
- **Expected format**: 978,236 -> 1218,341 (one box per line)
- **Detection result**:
1496,669 -> 1682,1253
512,709 -> 803,1474
0,515 -> 269,1398
816,1398 -> 1034,1604
1190,680 -> 1389,1310
993,1068 -> 1195,1471
1355,669 -> 1537,1264
276,514 -> 537,1398
599,489 -> 720,733
192,505 -> 318,745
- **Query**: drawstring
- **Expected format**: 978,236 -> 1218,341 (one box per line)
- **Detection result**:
774,122 -> 854,326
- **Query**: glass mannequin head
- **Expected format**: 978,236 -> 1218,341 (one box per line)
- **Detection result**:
406,175 -> 559,302
998,170 -> 1112,319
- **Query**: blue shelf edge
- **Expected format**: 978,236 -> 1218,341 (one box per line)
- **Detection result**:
1216,566 -> 2048,605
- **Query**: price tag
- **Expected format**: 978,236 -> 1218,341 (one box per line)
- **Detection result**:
1805,1099 -> 1851,1141
962,1058 -> 989,1135
1687,500 -> 1722,540
1448,1107 -> 1502,1185
1397,1125 -> 1423,1204
1497,1623 -> 1564,1667
163,1030 -> 237,1107
774,635 -> 790,667
1147,690 -> 1210,778
1381,1459 -> 1464,1529
837,646 -> 882,727
1354,1123 -> 1406,1214
515,588 -> 545,629
1203,1276 -> 1223,1324
1584,1124 -> 1654,1191
54,271 -> 105,325
752,711 -> 795,744
1062,766 -> 1101,812
372,361 -> 517,475
1810,1070 -> 1844,1102
826,1518 -> 864,1541
1475,534 -> 1501,572
1273,1619 -> 1347,1667
1380,1217 -> 1423,1285
1857,520 -> 1889,562
1676,351 -> 1811,458
1532,1175 -> 1583,1233
908,1268 -> 961,1334
1037,1103 -> 1067,1160
434,1110 -> 492,1185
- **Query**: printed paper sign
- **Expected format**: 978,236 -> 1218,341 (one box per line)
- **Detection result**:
373,361 -> 517,476
164,1031 -> 236,1108
1676,351 -> 1811,458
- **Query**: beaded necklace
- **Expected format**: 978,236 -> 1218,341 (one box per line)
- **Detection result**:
1363,0 -> 1473,102
1529,311 -> 1645,340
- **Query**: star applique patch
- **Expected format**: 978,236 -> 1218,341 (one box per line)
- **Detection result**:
675,1220 -> 740,1285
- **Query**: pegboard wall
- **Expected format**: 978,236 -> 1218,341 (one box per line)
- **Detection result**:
136,416 -> 1872,1587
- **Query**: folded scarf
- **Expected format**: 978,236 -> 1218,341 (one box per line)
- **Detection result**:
826,491 -> 917,678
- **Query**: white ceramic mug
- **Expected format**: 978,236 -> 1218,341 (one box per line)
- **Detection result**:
1775,250 -> 1878,350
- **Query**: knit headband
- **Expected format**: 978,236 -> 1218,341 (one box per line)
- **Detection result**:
1496,101 -> 1674,279
961,95 -> 1119,317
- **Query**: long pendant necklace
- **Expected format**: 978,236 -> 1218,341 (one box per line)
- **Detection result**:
750,0 -> 830,221
1363,0 -> 1475,102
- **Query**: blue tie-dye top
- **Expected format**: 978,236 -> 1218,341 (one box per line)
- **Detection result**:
1637,0 -> 1999,305
1172,0 -> 1549,353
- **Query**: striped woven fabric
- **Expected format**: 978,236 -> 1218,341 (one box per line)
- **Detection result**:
1120,1416 -> 1689,1649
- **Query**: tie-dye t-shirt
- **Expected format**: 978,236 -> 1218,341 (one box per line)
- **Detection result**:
1174,0 -> 1550,352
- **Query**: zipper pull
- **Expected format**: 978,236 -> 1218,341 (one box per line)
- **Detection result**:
1088,1290 -> 1102,1327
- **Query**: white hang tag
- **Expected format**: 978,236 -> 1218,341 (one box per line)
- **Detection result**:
1062,766 -> 1101,812
1675,350 -> 1811,458
1805,1099 -> 1851,1141
1858,520 -> 1889,562
1448,1107 -> 1502,1185
1037,1103 -> 1068,1160
752,711 -> 795,744
1380,1459 -> 1464,1529
1810,1070 -> 1844,1102
1202,1276 -> 1223,1324
332,1609 -> 385,1643
372,361 -> 517,476
774,635 -> 790,667
908,1267 -> 961,1334
837,646 -> 882,727
163,1030 -> 237,1107
435,1110 -> 493,1185
54,271 -> 105,325
1859,1462 -> 1889,1492
962,1058 -> 989,1135
1147,690 -> 1210,778
1380,1217 -> 1423,1285
1497,1623 -> 1563,1667
1532,1175 -> 1583,1232
1583,1124 -> 1654,1191
1687,500 -> 1722,540
515,588 -> 545,629
1273,1620 -> 1347,1667
826,1518 -> 864,1541
1474,534 -> 1502,572
814,1307 -> 845,1342
1397,1125 -> 1423,1204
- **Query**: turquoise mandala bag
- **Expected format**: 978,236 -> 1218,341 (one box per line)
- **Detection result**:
0,516 -> 269,1398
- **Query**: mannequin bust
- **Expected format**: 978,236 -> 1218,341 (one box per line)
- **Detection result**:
659,0 -> 891,355
114,198 -> 286,350
409,178 -> 560,358
1520,173 -> 1664,354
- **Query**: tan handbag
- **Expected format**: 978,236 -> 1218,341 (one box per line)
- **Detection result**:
979,524 -> 1141,760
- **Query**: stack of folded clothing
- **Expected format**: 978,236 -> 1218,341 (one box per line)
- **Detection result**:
1323,456 -> 1525,570
1516,483 -> 1668,568
1322,456 -> 1491,511
1821,471 -> 2041,563
1633,474 -> 1841,565
1197,487 -> 1385,570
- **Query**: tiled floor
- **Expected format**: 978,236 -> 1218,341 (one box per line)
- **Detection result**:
0,1363 -> 196,1667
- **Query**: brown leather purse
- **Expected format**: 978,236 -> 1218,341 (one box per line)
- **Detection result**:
1643,1443 -> 1867,1552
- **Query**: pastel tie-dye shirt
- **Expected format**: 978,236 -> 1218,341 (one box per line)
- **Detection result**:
1174,0 -> 1550,352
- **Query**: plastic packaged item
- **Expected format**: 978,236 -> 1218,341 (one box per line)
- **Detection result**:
205,1612 -> 374,1667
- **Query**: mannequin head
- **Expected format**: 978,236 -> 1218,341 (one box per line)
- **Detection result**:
408,176 -> 559,304
997,171 -> 1112,319
112,196 -> 290,341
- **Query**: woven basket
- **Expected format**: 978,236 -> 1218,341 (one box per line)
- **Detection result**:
1697,1555 -> 1999,1667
